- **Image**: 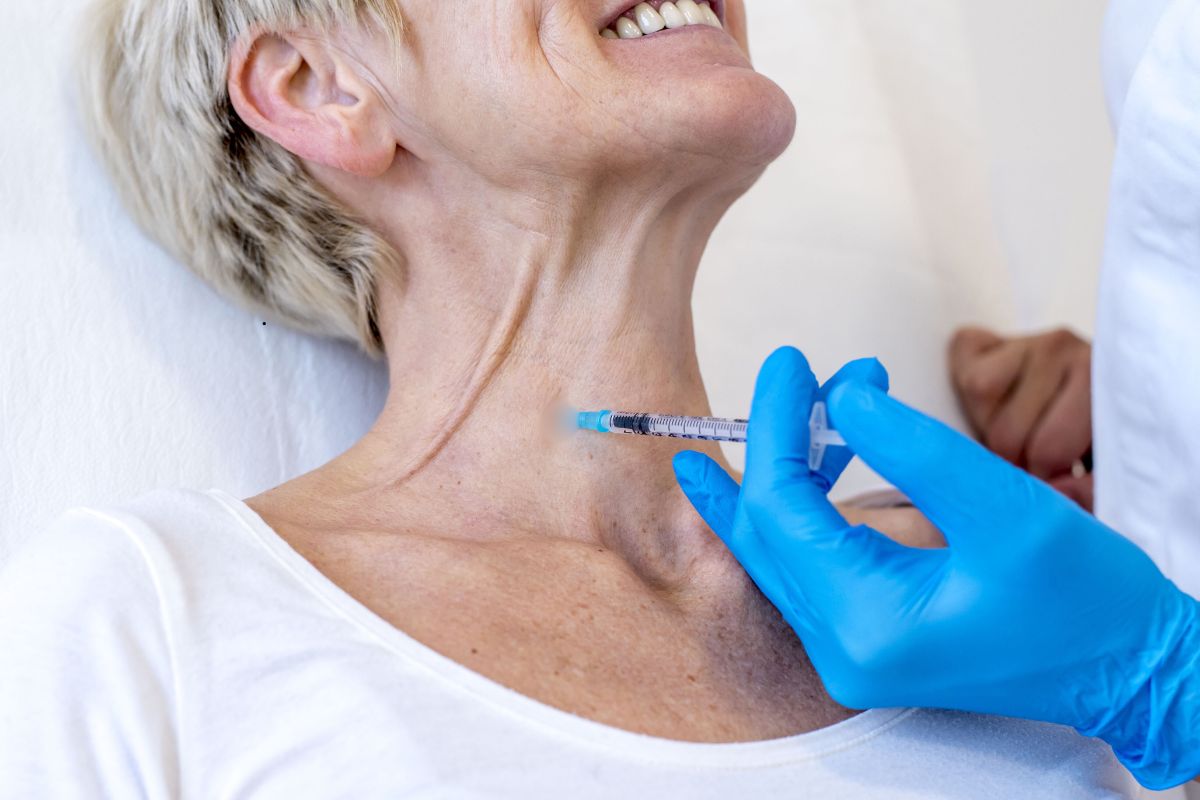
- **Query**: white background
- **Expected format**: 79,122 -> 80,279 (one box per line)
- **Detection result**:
697,0 -> 1114,491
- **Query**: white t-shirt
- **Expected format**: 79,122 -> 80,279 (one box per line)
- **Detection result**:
0,489 -> 1145,798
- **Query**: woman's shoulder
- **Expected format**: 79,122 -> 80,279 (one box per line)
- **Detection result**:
3,488 -> 261,597
59,486 -> 253,539
0,494 -> 194,797
7,487 -> 209,566
0,487 -> 291,673
0,493 -> 205,679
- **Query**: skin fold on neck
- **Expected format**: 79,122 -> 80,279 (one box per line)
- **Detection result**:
241,166 -> 865,742
223,1 -> 867,742
276,158 -> 758,595
245,152 -> 943,737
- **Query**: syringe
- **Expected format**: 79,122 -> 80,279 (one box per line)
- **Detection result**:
575,403 -> 848,471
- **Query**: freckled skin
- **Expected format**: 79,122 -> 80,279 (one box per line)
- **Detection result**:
256,490 -> 939,742
264,515 -> 858,740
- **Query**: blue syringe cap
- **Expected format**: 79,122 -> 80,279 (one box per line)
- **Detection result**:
577,410 -> 612,433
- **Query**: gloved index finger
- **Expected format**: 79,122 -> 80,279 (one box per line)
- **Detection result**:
814,357 -> 889,490
826,380 -> 1041,556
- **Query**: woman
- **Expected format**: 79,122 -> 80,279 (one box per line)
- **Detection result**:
0,0 -> 1140,796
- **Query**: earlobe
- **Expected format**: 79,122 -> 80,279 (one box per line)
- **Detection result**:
227,29 -> 396,178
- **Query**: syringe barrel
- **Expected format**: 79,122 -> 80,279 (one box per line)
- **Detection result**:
605,412 -> 749,443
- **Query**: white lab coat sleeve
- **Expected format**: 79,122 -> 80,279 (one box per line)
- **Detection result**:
1095,0 -> 1200,599
0,508 -> 180,799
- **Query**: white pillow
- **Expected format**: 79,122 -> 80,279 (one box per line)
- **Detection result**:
0,0 -> 387,561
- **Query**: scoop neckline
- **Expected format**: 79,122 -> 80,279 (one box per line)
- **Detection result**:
205,487 -> 916,769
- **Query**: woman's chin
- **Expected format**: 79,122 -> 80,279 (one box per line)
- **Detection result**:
668,75 -> 798,172
717,78 -> 797,165
598,28 -> 797,168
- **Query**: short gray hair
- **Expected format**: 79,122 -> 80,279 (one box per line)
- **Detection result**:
77,0 -> 406,357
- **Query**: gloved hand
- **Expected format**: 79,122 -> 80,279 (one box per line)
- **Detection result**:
673,347 -> 1200,790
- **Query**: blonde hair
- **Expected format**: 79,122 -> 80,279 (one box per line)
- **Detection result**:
77,0 -> 406,357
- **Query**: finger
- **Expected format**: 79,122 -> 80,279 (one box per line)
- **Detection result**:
948,327 -> 1004,374
984,350 -> 1067,466
1050,473 -> 1094,513
954,342 -> 1026,435
673,451 -> 741,540
823,358 -> 891,396
948,327 -> 1006,404
1025,359 -> 1092,479
814,358 -> 890,490
827,381 -> 1047,554
742,347 -> 848,542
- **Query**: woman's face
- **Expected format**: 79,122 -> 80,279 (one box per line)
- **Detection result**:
365,0 -> 797,190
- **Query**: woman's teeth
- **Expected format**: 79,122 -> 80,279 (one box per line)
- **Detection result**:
600,1 -> 722,39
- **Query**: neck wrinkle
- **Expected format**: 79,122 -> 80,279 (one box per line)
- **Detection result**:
320,172 -> 740,592
384,243 -> 542,487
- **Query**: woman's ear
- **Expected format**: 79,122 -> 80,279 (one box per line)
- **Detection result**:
228,29 -> 396,178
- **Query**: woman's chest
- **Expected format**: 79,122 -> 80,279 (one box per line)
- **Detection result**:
286,533 -> 852,743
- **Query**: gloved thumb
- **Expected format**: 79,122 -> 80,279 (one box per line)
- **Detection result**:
814,357 -> 890,491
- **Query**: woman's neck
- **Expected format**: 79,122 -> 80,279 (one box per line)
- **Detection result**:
299,171 -> 750,589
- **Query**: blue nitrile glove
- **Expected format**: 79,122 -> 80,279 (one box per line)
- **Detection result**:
673,347 -> 1200,790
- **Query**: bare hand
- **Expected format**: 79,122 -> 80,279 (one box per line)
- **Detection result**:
948,327 -> 1093,507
